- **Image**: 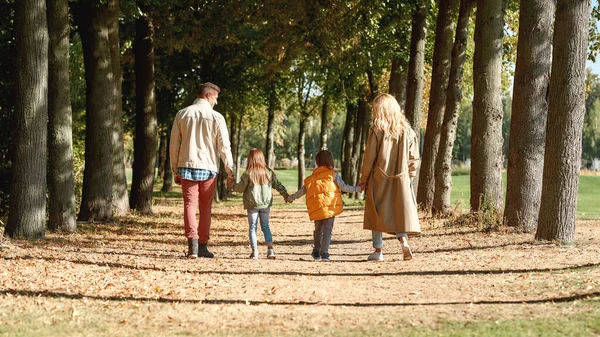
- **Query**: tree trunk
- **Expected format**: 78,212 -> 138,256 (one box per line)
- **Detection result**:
389,59 -> 408,109
341,102 -> 356,184
297,116 -> 308,189
230,112 -> 240,177
503,0 -> 554,231
108,0 -> 129,215
6,0 -> 48,239
130,11 -> 157,215
432,0 -> 475,217
470,0 -> 505,213
157,130 -> 166,180
265,91 -> 277,168
47,0 -> 76,232
536,0 -> 590,243
319,97 -> 329,150
417,0 -> 459,214
405,0 -> 429,138
75,2 -> 115,221
235,112 -> 243,180
161,133 -> 173,193
350,97 -> 366,196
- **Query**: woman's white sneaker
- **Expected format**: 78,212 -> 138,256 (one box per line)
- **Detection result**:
367,251 -> 384,261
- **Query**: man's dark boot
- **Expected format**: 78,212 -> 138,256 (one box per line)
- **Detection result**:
187,238 -> 198,259
198,243 -> 214,258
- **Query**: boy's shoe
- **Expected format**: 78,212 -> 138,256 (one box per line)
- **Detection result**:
320,253 -> 330,262
367,251 -> 384,261
267,247 -> 276,259
399,237 -> 413,261
249,247 -> 259,260
311,249 -> 320,260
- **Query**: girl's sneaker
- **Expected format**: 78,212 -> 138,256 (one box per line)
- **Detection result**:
267,247 -> 276,259
320,253 -> 330,262
249,247 -> 259,260
311,249 -> 320,260
367,251 -> 384,261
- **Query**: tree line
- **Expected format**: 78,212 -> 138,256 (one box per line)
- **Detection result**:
0,0 -> 596,244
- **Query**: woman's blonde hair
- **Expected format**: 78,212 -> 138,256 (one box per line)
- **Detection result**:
371,93 -> 410,139
246,148 -> 270,185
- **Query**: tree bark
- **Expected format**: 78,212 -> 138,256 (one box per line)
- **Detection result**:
130,11 -> 158,215
405,0 -> 429,138
417,0 -> 458,214
161,133 -> 173,193
75,2 -> 115,221
470,0 -> 505,213
341,102 -> 356,184
47,0 -> 76,232
389,59 -> 408,109
6,0 -> 48,238
265,91 -> 277,168
297,116 -> 308,189
536,0 -> 590,243
108,0 -> 129,215
432,0 -> 475,217
319,97 -> 329,150
504,0 -> 554,231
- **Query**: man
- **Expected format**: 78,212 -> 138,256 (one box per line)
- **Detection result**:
170,82 -> 234,258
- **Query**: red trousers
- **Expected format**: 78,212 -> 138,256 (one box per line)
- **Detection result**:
181,178 -> 217,244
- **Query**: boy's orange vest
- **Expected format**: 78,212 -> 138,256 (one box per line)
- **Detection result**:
304,167 -> 343,221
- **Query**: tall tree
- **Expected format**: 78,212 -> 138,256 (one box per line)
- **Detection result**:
432,0 -> 475,217
6,0 -> 48,238
503,0 -> 554,231
404,0 -> 429,136
74,1 -> 116,221
536,0 -> 590,243
417,0 -> 458,214
108,0 -> 129,215
319,96 -> 329,150
470,0 -> 505,213
388,59 -> 408,108
130,8 -> 158,214
265,88 -> 278,168
47,0 -> 76,232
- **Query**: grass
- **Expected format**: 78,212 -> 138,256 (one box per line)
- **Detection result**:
450,173 -> 600,220
152,168 -> 600,219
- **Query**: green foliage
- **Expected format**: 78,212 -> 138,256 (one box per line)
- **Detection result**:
452,103 -> 472,162
584,70 -> 600,160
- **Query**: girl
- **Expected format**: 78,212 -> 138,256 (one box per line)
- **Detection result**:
228,148 -> 289,259
359,93 -> 420,261
286,150 -> 364,261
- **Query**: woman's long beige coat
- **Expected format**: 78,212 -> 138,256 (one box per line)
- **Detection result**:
359,127 -> 420,235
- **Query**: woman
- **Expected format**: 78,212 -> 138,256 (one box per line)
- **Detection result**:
359,93 -> 420,261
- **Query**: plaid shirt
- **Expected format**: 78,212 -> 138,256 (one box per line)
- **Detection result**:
177,168 -> 217,181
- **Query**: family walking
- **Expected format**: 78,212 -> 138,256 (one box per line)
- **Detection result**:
169,83 -> 420,261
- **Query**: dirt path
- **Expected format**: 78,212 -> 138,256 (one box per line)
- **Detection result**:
1,203 -> 599,336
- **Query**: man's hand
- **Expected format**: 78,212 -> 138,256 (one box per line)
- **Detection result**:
174,174 -> 182,185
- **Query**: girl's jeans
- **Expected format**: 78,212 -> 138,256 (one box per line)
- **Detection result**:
247,208 -> 273,247
372,231 -> 408,249
314,217 -> 335,255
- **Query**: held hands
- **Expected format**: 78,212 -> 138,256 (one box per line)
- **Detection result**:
358,181 -> 367,192
284,196 -> 293,203
174,174 -> 182,186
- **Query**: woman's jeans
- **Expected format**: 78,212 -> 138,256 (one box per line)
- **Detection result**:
314,217 -> 335,254
247,208 -> 273,247
372,231 -> 408,249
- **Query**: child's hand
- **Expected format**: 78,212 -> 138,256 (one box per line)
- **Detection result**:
358,181 -> 367,192
284,197 -> 292,203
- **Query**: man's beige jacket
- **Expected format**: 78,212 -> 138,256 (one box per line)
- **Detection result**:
169,98 -> 234,176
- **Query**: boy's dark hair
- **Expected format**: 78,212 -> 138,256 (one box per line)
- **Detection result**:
315,150 -> 334,169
